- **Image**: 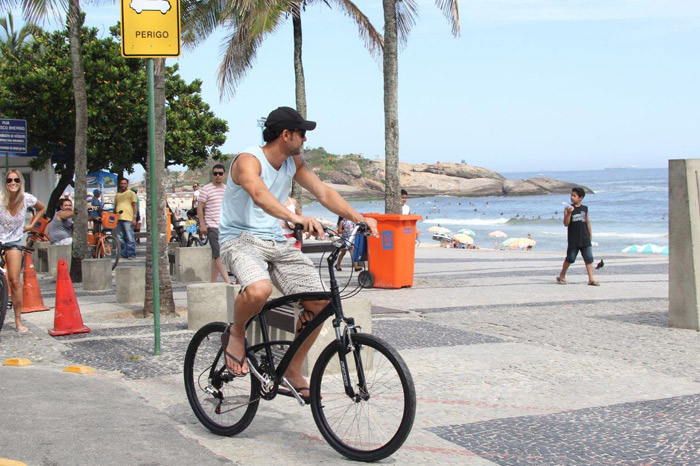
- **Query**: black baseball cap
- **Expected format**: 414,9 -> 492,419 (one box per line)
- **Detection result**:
264,106 -> 316,132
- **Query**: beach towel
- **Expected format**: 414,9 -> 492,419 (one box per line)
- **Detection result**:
353,234 -> 367,262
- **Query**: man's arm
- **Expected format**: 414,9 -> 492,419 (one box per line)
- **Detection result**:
196,198 -> 207,235
292,156 -> 378,236
587,212 -> 593,240
131,197 -> 137,225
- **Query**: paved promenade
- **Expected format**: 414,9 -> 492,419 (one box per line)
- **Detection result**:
1,245 -> 694,465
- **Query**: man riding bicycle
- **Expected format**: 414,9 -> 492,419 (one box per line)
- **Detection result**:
219,106 -> 378,401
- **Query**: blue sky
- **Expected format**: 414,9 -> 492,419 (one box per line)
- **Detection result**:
10,0 -> 700,173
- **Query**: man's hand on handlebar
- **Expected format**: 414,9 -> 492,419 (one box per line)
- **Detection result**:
291,215 -> 325,239
356,216 -> 379,238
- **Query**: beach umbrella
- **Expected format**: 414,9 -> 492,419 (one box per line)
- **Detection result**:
453,234 -> 474,244
517,238 -> 536,249
622,245 -> 641,253
502,238 -> 518,247
660,246 -> 669,255
488,230 -> 507,238
427,226 -> 450,234
638,244 -> 657,254
457,229 -> 476,237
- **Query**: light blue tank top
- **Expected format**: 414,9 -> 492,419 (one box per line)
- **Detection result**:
219,145 -> 297,242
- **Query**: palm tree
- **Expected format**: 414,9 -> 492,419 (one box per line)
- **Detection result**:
0,0 -> 90,281
182,0 -> 382,207
382,0 -> 460,213
0,12 -> 40,60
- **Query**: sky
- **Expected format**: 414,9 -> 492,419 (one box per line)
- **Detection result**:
8,0 -> 700,174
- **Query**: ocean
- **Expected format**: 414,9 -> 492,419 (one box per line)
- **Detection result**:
303,167 -> 669,254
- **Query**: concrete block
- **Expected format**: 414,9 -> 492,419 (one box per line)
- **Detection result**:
116,266 -> 145,304
81,258 -> 112,291
187,283 -> 238,331
48,244 -> 72,278
175,246 -> 211,282
669,159 -> 700,330
32,241 -> 50,274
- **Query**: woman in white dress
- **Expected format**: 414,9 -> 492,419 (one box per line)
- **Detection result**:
0,170 -> 46,333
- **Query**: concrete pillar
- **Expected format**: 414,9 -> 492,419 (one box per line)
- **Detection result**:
187,283 -> 238,330
115,267 -> 145,304
32,241 -> 50,274
175,247 -> 211,282
82,258 -> 112,291
48,244 -> 72,278
669,159 -> 700,330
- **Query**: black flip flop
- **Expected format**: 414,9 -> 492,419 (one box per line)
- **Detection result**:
220,329 -> 248,375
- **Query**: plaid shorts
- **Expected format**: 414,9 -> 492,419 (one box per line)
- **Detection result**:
220,232 -> 325,295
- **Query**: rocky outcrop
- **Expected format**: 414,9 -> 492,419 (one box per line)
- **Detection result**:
306,158 -> 591,199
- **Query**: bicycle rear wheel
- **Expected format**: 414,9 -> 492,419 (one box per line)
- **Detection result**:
310,333 -> 416,462
187,236 -> 202,247
184,322 -> 260,436
0,273 -> 8,333
98,236 -> 120,270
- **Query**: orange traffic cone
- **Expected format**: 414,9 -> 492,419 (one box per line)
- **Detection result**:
49,258 -> 90,337
22,252 -> 50,313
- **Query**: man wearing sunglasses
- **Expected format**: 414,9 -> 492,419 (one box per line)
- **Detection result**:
218,106 -> 378,400
196,164 -> 230,284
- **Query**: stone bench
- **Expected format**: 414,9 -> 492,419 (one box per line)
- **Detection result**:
31,241 -> 50,274
116,266 -> 145,304
48,244 -> 72,278
175,246 -> 211,282
186,283 -> 371,377
81,258 -> 112,291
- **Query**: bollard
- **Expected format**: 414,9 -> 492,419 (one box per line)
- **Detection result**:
115,266 -> 146,304
48,244 -> 72,278
81,258 -> 112,291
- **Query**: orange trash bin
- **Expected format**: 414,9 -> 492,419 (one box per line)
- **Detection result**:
363,213 -> 422,288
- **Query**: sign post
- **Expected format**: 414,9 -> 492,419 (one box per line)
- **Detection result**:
0,118 -> 27,173
120,0 -> 181,355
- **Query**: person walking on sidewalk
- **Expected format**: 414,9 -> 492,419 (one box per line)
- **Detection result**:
218,106 -> 378,401
0,170 -> 46,333
114,177 -> 137,260
197,164 -> 231,284
557,187 -> 599,286
48,198 -> 74,245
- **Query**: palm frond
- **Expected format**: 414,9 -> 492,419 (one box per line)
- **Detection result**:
181,0 -> 230,48
217,3 -> 287,100
326,0 -> 383,58
434,0 -> 460,36
16,0 -> 67,25
395,0 -> 418,47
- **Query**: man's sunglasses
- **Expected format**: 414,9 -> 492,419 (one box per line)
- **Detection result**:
5,177 -> 20,184
289,129 -> 306,138
212,171 -> 224,176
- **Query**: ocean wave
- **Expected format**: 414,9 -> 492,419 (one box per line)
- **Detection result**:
422,218 -> 510,226
594,231 -> 668,239
506,217 -> 562,225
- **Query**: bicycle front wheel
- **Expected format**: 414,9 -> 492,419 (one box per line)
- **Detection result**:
310,333 -> 416,462
0,272 -> 8,333
184,322 -> 260,436
98,236 -> 120,270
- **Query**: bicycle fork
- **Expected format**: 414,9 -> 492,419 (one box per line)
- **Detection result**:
335,322 -> 370,402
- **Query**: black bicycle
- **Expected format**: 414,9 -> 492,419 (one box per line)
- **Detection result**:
0,243 -> 33,333
183,223 -> 416,462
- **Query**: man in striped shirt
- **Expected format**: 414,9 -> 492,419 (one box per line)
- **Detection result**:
197,164 -> 231,284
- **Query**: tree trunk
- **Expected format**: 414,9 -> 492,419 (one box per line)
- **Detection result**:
67,0 -> 89,282
143,58 -> 176,316
291,11 -> 305,211
382,0 -> 401,214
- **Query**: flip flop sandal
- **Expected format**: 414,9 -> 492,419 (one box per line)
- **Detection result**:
278,386 -> 312,403
588,281 -> 600,286
556,277 -> 567,285
220,329 -> 248,375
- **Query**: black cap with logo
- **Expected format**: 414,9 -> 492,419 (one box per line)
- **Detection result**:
264,106 -> 316,132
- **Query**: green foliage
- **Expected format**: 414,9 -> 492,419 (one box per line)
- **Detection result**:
303,146 -> 373,181
0,24 -> 227,174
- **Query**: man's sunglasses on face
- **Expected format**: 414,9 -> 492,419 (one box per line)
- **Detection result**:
213,171 -> 224,176
289,128 -> 306,138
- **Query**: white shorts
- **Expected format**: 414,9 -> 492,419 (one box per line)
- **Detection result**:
220,232 -> 325,295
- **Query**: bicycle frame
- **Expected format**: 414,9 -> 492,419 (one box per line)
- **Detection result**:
225,225 -> 370,403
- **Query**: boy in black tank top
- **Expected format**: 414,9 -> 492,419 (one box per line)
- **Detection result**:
557,187 -> 600,286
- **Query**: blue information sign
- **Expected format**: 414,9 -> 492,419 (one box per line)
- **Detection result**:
0,118 -> 27,153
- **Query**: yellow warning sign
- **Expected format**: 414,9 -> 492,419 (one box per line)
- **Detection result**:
120,0 -> 181,58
